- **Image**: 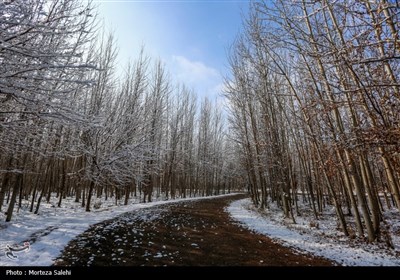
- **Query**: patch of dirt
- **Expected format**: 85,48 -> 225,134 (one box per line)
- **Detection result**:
25,226 -> 58,244
54,194 -> 335,266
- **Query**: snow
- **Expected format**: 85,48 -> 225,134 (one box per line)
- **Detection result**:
227,198 -> 400,266
0,193 -> 238,266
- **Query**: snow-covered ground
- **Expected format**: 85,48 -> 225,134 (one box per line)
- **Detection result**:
227,198 -> 400,266
0,193 -> 237,266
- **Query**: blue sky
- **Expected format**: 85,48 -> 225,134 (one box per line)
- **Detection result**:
96,0 -> 250,100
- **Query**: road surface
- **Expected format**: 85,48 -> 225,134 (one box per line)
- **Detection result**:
54,194 -> 334,266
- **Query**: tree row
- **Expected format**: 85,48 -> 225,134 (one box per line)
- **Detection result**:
224,0 -> 400,244
0,0 -> 241,222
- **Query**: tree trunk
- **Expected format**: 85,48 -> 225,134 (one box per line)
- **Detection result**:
86,181 -> 94,212
5,174 -> 22,222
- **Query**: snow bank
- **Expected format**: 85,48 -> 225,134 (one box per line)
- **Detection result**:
0,193 -> 238,266
227,198 -> 400,266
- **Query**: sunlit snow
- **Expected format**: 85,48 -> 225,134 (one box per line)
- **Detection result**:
227,198 -> 400,266
0,193 -> 237,266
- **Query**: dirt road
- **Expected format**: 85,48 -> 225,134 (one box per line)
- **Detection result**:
54,194 -> 334,266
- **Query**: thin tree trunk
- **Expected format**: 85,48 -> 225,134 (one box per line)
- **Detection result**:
5,174 -> 22,222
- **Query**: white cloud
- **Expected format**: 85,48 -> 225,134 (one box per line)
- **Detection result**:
172,55 -> 219,83
171,55 -> 223,99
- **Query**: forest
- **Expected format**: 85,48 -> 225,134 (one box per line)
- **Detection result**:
0,0 -> 241,223
0,0 -> 399,254
224,0 -> 400,244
